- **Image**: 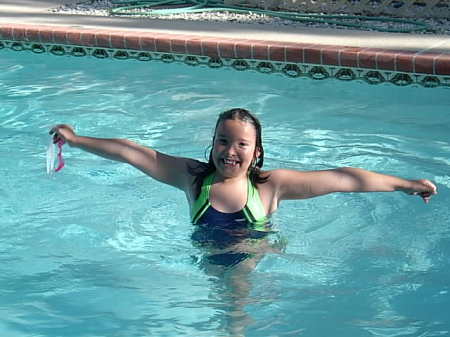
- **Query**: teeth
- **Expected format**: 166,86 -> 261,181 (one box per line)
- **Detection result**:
223,159 -> 237,165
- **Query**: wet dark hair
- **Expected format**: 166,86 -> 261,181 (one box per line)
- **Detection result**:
188,108 -> 269,199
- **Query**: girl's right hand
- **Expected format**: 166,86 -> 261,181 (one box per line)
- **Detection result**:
49,124 -> 76,146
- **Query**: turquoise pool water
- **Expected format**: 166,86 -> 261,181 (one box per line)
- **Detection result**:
1,49 -> 449,337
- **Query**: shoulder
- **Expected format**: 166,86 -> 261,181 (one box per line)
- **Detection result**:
258,169 -> 327,201
261,169 -> 308,185
255,169 -> 308,213
256,168 -> 307,195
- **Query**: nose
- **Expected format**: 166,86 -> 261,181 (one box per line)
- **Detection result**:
224,143 -> 237,156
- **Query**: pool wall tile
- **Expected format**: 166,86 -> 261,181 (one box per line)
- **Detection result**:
0,26 -> 13,40
376,51 -> 396,71
42,29 -> 56,43
155,35 -> 172,53
304,45 -> 321,64
251,42 -> 269,60
186,38 -> 202,55
395,52 -> 414,73
235,42 -> 252,59
321,47 -> 340,66
80,31 -> 96,47
110,32 -> 126,49
435,54 -> 450,75
218,40 -> 236,58
171,37 -> 187,54
12,26 -> 26,41
67,30 -> 83,46
269,45 -> 286,62
139,34 -> 156,52
285,44 -> 303,63
413,53 -> 436,74
358,49 -> 377,69
201,38 -> 219,57
340,48 -> 359,67
25,26 -> 40,42
124,33 -> 140,50
39,30 -> 53,43
95,32 -> 112,48
1,23 -> 450,88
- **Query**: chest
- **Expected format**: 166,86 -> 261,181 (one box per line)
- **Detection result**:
209,180 -> 248,213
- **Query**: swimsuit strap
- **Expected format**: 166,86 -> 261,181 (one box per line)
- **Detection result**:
191,173 -> 214,224
242,178 -> 269,231
191,172 -> 269,231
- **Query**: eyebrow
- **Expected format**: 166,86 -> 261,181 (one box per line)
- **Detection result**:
216,133 -> 252,142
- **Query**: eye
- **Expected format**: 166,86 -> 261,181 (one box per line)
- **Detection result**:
217,138 -> 227,145
239,142 -> 249,147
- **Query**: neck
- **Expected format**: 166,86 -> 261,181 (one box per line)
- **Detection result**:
213,172 -> 248,184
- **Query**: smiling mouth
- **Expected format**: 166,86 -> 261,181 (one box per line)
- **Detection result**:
222,158 -> 239,166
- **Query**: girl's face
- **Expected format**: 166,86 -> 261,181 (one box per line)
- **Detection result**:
212,119 -> 260,179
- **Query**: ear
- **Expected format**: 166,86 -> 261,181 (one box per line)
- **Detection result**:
254,147 -> 261,160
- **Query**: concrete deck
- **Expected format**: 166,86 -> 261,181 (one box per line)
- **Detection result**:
1,0 -> 450,81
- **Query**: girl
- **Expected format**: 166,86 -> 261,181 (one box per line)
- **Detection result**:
50,108 -> 437,228
51,108 -> 437,335
51,107 -> 437,260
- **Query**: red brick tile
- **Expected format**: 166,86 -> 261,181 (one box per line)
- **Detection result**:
218,40 -> 236,58
39,28 -> 55,43
171,37 -> 187,54
269,44 -> 285,62
110,33 -> 126,49
155,36 -> 171,53
321,46 -> 340,66
304,45 -> 321,64
376,51 -> 396,71
395,52 -> 414,72
80,31 -> 96,47
0,26 -> 13,40
121,33 -> 139,50
139,34 -> 156,52
235,41 -> 252,59
95,32 -> 112,48
186,37 -> 202,55
41,28 -> 56,43
413,53 -> 436,74
435,54 -> 450,75
358,48 -> 377,69
252,42 -> 269,60
201,39 -> 219,57
25,27 -> 40,42
66,30 -> 82,45
12,27 -> 26,41
340,47 -> 360,67
285,44 -> 303,63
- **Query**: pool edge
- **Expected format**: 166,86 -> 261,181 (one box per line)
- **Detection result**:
1,23 -> 450,88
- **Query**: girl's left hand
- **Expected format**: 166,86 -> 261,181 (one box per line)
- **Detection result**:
406,179 -> 437,204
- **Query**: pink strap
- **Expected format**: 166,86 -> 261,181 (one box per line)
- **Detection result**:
55,139 -> 65,172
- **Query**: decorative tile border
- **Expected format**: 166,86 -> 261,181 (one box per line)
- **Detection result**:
1,24 -> 450,88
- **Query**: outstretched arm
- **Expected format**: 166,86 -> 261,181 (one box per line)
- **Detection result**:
50,124 -> 195,191
270,167 -> 437,204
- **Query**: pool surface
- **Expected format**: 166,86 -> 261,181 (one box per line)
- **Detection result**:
1,49 -> 450,336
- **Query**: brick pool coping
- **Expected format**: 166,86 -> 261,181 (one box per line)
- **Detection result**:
2,23 -> 450,86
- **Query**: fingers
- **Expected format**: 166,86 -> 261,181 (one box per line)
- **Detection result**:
420,191 -> 432,204
50,126 -> 62,143
409,179 -> 437,204
419,188 -> 436,204
49,124 -> 75,144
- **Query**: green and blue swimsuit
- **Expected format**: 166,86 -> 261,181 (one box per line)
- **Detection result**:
190,173 -> 270,232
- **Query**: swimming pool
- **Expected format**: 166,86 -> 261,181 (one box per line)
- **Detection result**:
1,48 -> 449,336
